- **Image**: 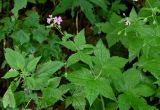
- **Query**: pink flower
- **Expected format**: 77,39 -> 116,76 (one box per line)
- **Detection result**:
47,18 -> 52,24
53,16 -> 63,25
47,15 -> 53,24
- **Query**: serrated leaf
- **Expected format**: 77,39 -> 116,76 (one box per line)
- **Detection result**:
66,90 -> 86,110
123,68 -> 141,91
47,77 -> 61,88
67,68 -> 116,105
5,48 -> 25,70
3,70 -> 19,79
39,88 -> 62,108
89,0 -> 108,12
129,8 -> 138,19
36,61 -> 64,77
78,51 -> 92,67
133,84 -> 155,97
85,88 -> 99,106
94,40 -> 110,65
118,94 -> 131,110
11,0 -> 27,18
52,0 -> 74,15
11,30 -> 30,45
79,0 -> 96,24
67,53 -> 80,66
108,56 -> 128,68
60,41 -> 77,51
24,11 -> 40,27
102,63 -> 124,92
32,25 -> 49,43
27,56 -> 41,72
74,29 -> 86,50
2,87 -> 16,108
138,56 -> 160,79
118,92 -> 155,110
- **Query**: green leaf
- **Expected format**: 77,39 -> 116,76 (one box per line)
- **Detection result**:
123,68 -> 141,91
132,84 -> 155,97
118,94 -> 131,110
111,0 -> 127,14
52,0 -> 74,15
107,56 -> 128,68
78,51 -> 92,67
67,51 -> 92,67
39,85 -> 68,109
67,53 -> 80,66
79,0 -> 96,24
3,70 -> 19,79
102,64 -> 124,92
36,61 -> 64,77
65,90 -> 86,110
25,76 -> 47,90
139,58 -> 160,79
60,41 -> 77,51
47,77 -> 61,88
74,29 -> 86,50
2,87 -> 16,108
129,8 -> 138,19
27,56 -> 41,72
23,11 -> 40,28
94,40 -> 110,65
11,30 -> 30,45
11,0 -> 27,18
106,102 -> 118,110
118,92 -> 155,110
67,68 -> 116,106
5,48 -> 25,70
14,91 -> 27,106
89,0 -> 108,12
32,25 -> 49,43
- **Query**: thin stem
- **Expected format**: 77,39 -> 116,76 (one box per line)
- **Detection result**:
55,25 -> 64,36
94,68 -> 102,80
25,98 -> 32,108
100,95 -> 105,110
76,10 -> 79,34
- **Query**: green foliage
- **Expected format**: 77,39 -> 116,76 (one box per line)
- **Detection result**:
53,0 -> 110,24
1,0 -> 160,110
12,0 -> 27,18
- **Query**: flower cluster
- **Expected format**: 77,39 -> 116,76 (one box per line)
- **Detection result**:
47,15 -> 63,25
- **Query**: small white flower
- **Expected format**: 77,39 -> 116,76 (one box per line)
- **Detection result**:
125,19 -> 131,26
133,0 -> 138,2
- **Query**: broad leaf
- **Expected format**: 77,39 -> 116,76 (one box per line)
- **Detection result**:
2,87 -> 16,108
32,25 -> 49,43
94,40 -> 110,65
36,61 -> 64,77
3,70 -> 19,79
27,56 -> 41,72
118,92 -> 155,110
107,56 -> 128,69
11,0 -> 27,18
74,29 -> 86,50
67,68 -> 116,106
132,84 -> 155,97
60,41 -> 77,51
65,90 -> 86,110
5,48 -> 25,70
123,68 -> 141,91
67,53 -> 80,66
11,30 -> 30,45
52,0 -> 74,15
